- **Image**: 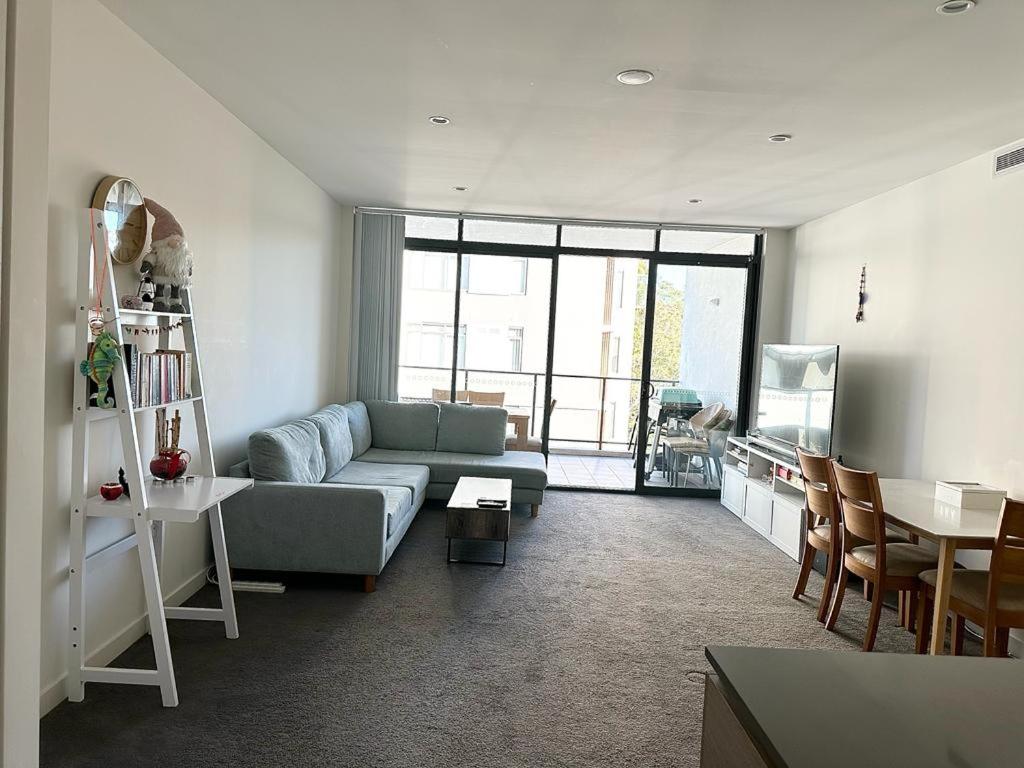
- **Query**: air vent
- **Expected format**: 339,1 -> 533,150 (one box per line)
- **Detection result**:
994,142 -> 1024,177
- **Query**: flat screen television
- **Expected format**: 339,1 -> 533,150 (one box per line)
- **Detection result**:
751,344 -> 839,456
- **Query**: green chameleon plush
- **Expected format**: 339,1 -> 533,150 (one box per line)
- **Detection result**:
80,330 -> 121,409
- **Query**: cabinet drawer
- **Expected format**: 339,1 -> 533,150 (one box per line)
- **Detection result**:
770,495 -> 803,562
743,482 -> 772,535
721,467 -> 746,517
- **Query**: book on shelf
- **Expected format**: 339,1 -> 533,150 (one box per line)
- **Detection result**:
123,345 -> 193,409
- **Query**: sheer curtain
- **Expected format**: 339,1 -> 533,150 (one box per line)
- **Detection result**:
349,213 -> 405,401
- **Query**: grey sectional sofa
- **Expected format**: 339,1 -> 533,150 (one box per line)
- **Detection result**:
222,400 -> 547,591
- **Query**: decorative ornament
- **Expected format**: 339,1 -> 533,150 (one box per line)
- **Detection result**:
92,176 -> 148,265
126,318 -> 186,336
140,198 -> 192,314
118,467 -> 131,498
855,264 -> 867,323
99,482 -> 123,501
79,330 -> 121,409
120,294 -> 144,310
138,274 -> 156,311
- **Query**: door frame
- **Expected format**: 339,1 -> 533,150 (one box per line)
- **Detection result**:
403,227 -> 764,495
633,234 -> 764,497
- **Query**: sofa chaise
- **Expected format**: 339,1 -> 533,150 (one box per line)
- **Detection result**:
222,400 -> 547,591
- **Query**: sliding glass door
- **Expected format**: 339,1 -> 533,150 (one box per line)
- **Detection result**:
396,213 -> 762,497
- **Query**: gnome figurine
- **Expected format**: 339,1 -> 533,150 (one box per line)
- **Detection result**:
141,198 -> 193,313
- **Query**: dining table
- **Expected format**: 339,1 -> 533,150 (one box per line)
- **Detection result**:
879,478 -> 1002,655
506,413 -> 530,450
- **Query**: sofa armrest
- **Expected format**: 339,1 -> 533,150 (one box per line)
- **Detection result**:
221,481 -> 389,575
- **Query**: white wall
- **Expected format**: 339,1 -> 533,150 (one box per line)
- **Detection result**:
38,0 -> 353,714
787,148 -> 1024,494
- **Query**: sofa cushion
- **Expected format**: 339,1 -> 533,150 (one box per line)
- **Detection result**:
248,419 -> 326,483
325,460 -> 429,500
308,405 -> 353,477
436,403 -> 507,455
366,401 -> 439,451
341,401 -> 372,457
358,448 -> 547,491
318,483 -> 413,539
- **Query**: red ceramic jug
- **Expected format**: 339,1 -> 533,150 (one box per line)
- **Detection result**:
150,448 -> 191,481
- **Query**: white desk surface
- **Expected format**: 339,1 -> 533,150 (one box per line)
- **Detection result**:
880,478 -> 1000,541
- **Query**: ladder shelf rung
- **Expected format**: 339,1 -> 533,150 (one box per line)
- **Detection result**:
86,475 -> 254,523
86,396 -> 203,421
164,606 -> 226,622
81,667 -> 161,686
116,309 -> 192,322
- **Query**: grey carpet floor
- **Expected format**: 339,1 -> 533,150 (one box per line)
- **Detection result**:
40,491 -> 969,768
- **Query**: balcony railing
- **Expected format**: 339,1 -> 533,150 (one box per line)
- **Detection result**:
398,364 -> 726,453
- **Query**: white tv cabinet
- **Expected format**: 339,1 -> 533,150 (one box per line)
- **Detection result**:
720,436 -> 806,562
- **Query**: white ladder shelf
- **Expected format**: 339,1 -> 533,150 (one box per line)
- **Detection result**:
69,209 -> 252,707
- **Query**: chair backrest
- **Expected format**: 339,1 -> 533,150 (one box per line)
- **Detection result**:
830,461 -> 888,555
466,390 -> 505,406
988,499 -> 1024,603
689,402 -> 724,434
796,448 -> 839,527
707,412 -> 733,458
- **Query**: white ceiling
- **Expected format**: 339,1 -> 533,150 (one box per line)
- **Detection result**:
100,0 -> 1024,228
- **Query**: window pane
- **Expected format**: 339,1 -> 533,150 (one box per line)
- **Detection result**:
398,250 -> 458,401
462,218 -> 557,246
458,255 -> 551,435
561,225 -> 655,251
659,229 -> 755,255
404,215 -> 458,240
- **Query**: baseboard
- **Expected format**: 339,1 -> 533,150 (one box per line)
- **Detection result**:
39,565 -> 210,716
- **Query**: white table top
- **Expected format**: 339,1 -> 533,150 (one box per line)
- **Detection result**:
880,478 -> 1001,541
448,476 -> 512,512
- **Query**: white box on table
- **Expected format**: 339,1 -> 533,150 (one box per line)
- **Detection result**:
935,481 -> 1006,511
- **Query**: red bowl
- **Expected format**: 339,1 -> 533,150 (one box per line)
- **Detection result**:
99,482 -> 123,501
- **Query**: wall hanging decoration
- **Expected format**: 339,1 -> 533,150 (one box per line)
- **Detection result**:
855,264 -> 867,323
92,176 -> 148,265
141,198 -> 193,314
125,317 -> 186,336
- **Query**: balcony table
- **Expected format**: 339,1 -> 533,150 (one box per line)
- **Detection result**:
507,413 -> 530,450
878,478 -> 1000,654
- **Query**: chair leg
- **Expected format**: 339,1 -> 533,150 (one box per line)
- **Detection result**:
915,589 -> 931,654
792,542 -> 816,600
817,545 -> 838,624
863,581 -> 884,652
864,580 -> 873,601
826,567 -> 849,631
907,590 -> 918,633
897,591 -> 907,626
996,627 -> 1010,658
951,614 -> 965,656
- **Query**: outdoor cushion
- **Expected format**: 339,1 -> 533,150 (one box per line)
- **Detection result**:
850,543 -> 938,578
248,419 -> 326,484
341,401 -> 373,457
366,400 -> 440,451
308,405 -> 353,477
325,460 -> 429,500
358,447 -> 548,491
436,403 -> 507,455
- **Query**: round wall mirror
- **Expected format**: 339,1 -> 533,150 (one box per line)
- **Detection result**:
92,176 -> 148,265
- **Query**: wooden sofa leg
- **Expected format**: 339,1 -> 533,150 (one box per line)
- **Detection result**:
363,575 -> 376,593
531,504 -> 539,518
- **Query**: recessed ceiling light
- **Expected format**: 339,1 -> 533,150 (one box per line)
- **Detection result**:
768,134 -> 793,143
936,0 -> 976,14
616,69 -> 654,86
688,199 -> 703,204
428,115 -> 451,125
453,186 -> 468,192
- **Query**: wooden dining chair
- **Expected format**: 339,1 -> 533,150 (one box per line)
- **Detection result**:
916,498 -> 1024,657
792,449 -> 843,623
826,462 -> 939,651
466,390 -> 505,406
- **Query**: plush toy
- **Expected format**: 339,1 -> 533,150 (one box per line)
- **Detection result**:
80,330 -> 121,409
141,198 -> 193,313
